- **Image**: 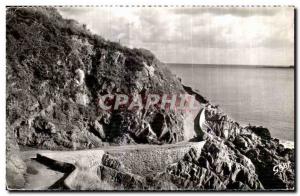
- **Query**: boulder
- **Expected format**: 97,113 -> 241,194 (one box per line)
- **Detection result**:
102,153 -> 125,171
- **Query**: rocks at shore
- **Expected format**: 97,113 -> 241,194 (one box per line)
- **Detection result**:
198,105 -> 295,190
158,138 -> 263,190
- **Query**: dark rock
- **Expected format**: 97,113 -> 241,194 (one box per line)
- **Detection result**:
182,84 -> 208,104
157,138 -> 263,190
161,161 -> 226,190
199,139 -> 263,190
201,105 -> 294,190
247,126 -> 271,140
102,153 -> 125,171
97,165 -> 145,190
233,135 -> 248,149
36,154 -> 75,173
227,181 -> 250,190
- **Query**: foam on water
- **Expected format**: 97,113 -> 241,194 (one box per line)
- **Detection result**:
280,140 -> 295,149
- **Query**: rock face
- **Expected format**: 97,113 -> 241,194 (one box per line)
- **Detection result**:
6,126 -> 27,189
6,7 -> 188,149
159,139 -> 263,190
6,7 -> 294,191
197,105 -> 295,190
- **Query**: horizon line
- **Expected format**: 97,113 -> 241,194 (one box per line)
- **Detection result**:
166,63 -> 294,68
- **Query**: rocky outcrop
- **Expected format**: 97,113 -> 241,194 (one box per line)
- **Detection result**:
6,7 -> 190,149
182,84 -> 208,104
198,105 -> 295,190
158,138 -> 263,190
97,165 -> 146,190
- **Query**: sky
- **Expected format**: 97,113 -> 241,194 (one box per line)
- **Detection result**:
58,7 -> 294,66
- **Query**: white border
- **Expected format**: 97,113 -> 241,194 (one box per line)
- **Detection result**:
1,0 -> 299,195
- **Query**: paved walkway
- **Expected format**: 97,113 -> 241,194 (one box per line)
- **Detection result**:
21,142 -> 206,190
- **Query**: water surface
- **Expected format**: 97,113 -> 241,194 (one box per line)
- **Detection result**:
168,64 -> 294,141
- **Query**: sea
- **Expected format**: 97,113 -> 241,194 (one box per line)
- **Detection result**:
168,64 -> 295,143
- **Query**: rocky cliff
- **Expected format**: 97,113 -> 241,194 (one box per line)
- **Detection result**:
6,7 -> 199,149
6,7 -> 294,191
